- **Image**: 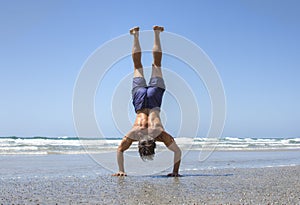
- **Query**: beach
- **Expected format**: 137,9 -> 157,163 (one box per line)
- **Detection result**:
1,165 -> 299,204
1,152 -> 300,204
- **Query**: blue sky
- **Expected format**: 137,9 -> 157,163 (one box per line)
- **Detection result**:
0,0 -> 299,138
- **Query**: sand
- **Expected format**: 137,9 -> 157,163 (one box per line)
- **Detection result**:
1,165 -> 300,204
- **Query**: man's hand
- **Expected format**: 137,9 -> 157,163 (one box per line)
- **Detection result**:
167,172 -> 182,177
112,171 -> 127,177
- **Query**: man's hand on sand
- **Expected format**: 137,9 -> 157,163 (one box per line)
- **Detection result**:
167,172 -> 182,177
112,171 -> 127,177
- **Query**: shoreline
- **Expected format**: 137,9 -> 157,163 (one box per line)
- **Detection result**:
1,150 -> 300,178
1,165 -> 299,204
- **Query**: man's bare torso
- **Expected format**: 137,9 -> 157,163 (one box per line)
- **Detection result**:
131,109 -> 164,140
134,109 -> 163,128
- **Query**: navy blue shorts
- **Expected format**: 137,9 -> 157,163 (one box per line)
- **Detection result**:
132,77 -> 166,113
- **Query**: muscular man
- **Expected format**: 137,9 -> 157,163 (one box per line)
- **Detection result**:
112,26 -> 181,177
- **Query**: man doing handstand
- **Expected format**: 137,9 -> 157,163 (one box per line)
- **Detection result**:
113,26 -> 181,177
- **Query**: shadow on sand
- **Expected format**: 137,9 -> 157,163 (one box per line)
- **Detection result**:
148,173 -> 234,178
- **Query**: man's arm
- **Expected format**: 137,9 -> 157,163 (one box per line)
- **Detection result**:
157,131 -> 182,177
112,136 -> 133,176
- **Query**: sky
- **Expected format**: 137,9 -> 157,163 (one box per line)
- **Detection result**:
0,0 -> 299,138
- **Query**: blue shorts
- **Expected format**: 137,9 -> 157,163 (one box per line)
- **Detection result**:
132,77 -> 166,113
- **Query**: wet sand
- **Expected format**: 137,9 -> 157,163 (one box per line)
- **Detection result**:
1,165 -> 299,204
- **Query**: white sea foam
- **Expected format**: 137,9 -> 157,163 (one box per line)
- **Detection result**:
0,136 -> 299,155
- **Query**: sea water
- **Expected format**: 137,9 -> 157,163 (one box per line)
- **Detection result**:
0,136 -> 299,178
1,136 -> 299,155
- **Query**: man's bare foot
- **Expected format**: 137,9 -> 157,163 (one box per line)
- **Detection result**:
153,25 -> 164,32
130,26 -> 140,35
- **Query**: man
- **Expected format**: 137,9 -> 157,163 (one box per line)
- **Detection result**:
113,26 -> 181,177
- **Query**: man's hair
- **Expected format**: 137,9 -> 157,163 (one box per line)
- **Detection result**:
138,135 -> 156,161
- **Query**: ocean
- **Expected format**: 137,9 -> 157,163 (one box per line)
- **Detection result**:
0,136 -> 299,155
1,136 -> 300,177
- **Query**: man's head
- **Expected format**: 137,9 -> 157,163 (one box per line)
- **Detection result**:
138,135 -> 156,161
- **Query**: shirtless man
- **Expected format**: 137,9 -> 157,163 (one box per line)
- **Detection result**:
112,26 -> 181,177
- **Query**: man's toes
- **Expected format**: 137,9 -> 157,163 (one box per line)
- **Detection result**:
153,25 -> 164,32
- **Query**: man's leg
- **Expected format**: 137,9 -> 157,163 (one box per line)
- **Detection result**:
130,27 -> 147,113
151,25 -> 164,78
147,26 -> 165,112
130,26 -> 144,77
